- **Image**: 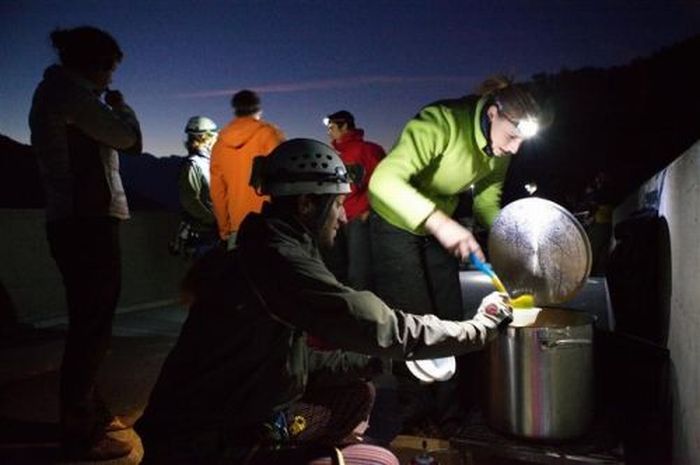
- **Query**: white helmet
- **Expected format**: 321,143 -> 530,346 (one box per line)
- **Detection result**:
184,116 -> 218,134
251,138 -> 352,196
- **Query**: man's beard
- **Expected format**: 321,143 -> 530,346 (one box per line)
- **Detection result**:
317,227 -> 336,250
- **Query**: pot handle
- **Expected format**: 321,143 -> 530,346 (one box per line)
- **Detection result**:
540,338 -> 592,350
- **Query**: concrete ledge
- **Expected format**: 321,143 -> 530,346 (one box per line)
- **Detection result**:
0,209 -> 190,324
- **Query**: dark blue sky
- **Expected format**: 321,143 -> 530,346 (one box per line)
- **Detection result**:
1,0 -> 698,156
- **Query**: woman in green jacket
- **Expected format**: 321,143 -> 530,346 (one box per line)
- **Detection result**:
367,76 -> 541,435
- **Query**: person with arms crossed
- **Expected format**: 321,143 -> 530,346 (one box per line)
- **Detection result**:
323,110 -> 385,290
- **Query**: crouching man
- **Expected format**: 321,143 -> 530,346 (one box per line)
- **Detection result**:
134,139 -> 511,465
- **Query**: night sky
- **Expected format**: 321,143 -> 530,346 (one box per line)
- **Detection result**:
1,0 -> 699,157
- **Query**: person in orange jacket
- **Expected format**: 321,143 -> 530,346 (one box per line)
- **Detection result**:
210,89 -> 284,248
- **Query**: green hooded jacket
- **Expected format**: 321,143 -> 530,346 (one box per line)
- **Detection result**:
369,95 -> 509,233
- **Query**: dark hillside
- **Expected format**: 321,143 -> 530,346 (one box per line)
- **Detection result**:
0,135 -> 43,208
3,34 -> 699,212
0,134 -> 183,211
503,34 -> 700,208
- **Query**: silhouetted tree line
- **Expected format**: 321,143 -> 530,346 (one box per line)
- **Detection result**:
503,33 -> 700,209
0,134 -> 182,210
2,34 -> 699,211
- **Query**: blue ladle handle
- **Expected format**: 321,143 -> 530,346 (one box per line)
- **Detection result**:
469,252 -> 494,278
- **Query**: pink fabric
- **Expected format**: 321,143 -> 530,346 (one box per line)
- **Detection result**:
289,381 -> 375,445
310,444 -> 400,465
248,381 -> 398,464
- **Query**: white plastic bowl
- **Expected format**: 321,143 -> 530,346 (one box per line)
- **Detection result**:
405,356 -> 456,383
510,307 -> 543,327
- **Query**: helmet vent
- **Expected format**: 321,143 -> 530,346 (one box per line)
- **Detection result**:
257,138 -> 352,196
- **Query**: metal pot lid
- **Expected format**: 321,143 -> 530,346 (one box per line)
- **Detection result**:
488,197 -> 592,306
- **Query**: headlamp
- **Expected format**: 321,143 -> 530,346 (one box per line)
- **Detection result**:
322,117 -> 330,127
516,117 -> 539,139
494,98 -> 540,139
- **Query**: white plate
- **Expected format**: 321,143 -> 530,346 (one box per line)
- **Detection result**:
405,356 -> 456,383
405,360 -> 434,383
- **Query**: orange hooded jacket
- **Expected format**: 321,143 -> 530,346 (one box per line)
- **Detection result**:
210,116 -> 284,239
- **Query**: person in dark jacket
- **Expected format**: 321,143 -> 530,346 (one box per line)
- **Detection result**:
29,26 -> 142,460
323,110 -> 385,290
135,139 -> 512,465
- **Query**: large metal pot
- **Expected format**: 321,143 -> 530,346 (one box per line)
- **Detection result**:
487,308 -> 594,440
485,198 -> 594,440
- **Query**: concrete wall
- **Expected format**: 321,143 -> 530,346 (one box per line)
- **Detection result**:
614,140 -> 700,464
0,209 -> 191,324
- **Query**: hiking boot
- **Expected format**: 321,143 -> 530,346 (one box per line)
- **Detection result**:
94,394 -> 130,432
63,435 -> 133,461
104,415 -> 130,432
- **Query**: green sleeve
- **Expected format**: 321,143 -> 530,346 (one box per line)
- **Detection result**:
368,104 -> 450,231
473,156 -> 509,228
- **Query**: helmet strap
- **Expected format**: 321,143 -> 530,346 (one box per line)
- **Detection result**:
298,194 -> 336,246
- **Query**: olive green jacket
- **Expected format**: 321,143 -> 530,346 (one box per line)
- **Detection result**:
369,95 -> 509,233
178,150 -> 216,233
136,203 -> 497,445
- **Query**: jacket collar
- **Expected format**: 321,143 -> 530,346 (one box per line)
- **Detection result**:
331,128 -> 364,151
237,203 -> 317,253
189,148 -> 211,159
45,64 -> 102,94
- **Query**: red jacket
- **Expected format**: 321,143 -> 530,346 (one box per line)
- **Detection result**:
332,129 -> 385,221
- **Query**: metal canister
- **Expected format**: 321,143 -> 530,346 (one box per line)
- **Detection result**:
486,308 -> 594,440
